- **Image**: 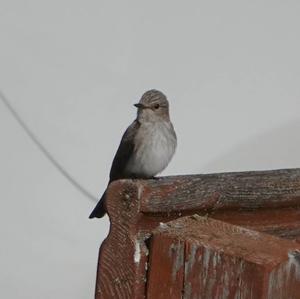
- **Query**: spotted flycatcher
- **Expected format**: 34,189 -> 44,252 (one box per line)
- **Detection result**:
89,89 -> 177,218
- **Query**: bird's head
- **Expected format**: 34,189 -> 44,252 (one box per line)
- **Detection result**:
134,89 -> 170,122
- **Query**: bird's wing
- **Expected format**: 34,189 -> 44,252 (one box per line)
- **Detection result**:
89,120 -> 140,219
109,120 -> 140,182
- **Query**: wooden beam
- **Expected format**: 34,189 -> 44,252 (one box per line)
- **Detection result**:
140,168 -> 300,213
94,168 -> 300,298
147,216 -> 300,299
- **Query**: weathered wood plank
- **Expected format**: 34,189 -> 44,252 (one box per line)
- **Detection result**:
140,168 -> 300,213
149,215 -> 300,299
147,234 -> 185,299
95,168 -> 300,298
211,208 -> 300,241
95,181 -> 150,299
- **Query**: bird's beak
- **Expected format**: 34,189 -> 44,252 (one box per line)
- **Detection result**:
134,103 -> 144,108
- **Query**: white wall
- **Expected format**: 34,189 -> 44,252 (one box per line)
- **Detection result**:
1,1 -> 299,298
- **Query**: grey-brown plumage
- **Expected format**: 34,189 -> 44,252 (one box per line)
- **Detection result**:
89,89 -> 177,218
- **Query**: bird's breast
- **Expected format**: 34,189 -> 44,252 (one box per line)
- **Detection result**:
125,121 -> 176,178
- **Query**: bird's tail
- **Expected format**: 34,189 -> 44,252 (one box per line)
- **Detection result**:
89,191 -> 107,219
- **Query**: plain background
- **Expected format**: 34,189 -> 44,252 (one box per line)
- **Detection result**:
1,1 -> 300,298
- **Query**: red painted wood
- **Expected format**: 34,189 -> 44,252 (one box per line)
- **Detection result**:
140,169 -> 300,213
147,234 -> 184,299
94,181 -> 150,299
148,216 -> 300,299
94,168 -> 300,298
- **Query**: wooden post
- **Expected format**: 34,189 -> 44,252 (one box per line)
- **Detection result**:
147,215 -> 300,299
94,168 -> 300,298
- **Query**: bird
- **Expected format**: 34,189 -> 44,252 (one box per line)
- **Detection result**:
89,89 -> 177,218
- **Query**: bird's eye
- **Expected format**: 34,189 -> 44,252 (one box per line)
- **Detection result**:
154,104 -> 160,109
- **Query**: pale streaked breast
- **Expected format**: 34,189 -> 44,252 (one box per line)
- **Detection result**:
125,121 -> 177,178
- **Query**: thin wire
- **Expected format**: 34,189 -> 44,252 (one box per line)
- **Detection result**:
0,90 -> 98,202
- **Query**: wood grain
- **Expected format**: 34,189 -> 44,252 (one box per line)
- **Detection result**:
146,234 -> 185,299
94,168 -> 300,298
140,168 -> 300,213
211,208 -> 300,241
148,215 -> 300,299
95,180 -> 149,299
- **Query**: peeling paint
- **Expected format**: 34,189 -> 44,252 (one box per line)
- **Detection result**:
137,184 -> 143,200
267,250 -> 300,299
222,270 -> 230,299
238,227 -> 261,240
143,242 -> 149,257
267,264 -> 285,299
134,240 -> 141,264
184,282 -> 192,299
202,247 -> 211,275
169,243 -> 183,281
287,250 -> 300,280
159,222 -> 168,229
185,245 -> 196,275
